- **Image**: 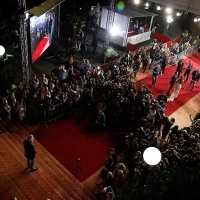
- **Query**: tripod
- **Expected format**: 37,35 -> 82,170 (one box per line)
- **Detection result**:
74,158 -> 85,182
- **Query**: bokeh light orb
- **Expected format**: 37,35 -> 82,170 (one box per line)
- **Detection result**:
117,1 -> 125,12
0,45 -> 5,56
143,147 -> 161,165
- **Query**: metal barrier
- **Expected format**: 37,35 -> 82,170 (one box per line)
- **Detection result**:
150,45 -> 197,70
37,93 -> 88,125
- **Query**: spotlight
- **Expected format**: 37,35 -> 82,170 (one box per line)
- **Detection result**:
194,18 -> 198,22
134,0 -> 140,5
176,12 -> 183,16
198,17 -> 200,22
144,2 -> 150,9
157,5 -> 162,10
166,8 -> 172,14
109,27 -> 119,36
167,16 -> 173,23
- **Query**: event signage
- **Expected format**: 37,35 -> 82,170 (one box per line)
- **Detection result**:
127,31 -> 151,45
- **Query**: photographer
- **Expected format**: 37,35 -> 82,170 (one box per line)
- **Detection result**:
58,64 -> 67,84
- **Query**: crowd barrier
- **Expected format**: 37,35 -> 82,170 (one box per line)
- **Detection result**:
150,44 -> 196,70
36,92 -> 89,125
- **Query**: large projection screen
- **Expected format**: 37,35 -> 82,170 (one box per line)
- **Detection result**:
100,8 -> 129,38
30,7 -> 57,63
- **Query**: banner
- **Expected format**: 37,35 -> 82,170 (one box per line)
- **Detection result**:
127,31 -> 151,45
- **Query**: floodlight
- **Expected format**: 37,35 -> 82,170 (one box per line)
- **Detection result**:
166,8 -> 172,14
194,18 -> 198,22
176,12 -> 183,16
167,16 -> 173,23
157,5 -> 161,10
134,0 -> 140,5
109,27 -> 119,36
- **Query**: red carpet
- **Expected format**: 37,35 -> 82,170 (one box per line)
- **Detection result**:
31,115 -> 124,182
136,55 -> 200,116
32,37 -> 50,63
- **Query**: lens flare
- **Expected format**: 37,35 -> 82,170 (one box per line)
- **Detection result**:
117,1 -> 125,12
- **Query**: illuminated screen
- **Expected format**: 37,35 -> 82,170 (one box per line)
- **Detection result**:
30,7 -> 57,63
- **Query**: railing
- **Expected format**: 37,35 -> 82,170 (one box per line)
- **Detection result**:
149,44 -> 197,70
35,92 -> 89,126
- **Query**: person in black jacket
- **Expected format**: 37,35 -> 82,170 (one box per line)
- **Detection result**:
183,60 -> 193,81
167,71 -> 178,95
188,69 -> 200,90
161,53 -> 168,74
176,59 -> 184,78
23,135 -> 37,172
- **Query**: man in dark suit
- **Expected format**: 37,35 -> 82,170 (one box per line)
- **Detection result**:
23,135 -> 37,172
176,59 -> 184,78
167,71 -> 177,95
184,60 -> 193,81
161,53 -> 168,74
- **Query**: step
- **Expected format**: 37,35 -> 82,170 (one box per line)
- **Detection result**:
14,122 -> 96,199
6,122 -> 94,199
4,129 -> 82,200
0,133 -> 65,200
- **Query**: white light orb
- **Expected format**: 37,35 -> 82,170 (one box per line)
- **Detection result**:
109,27 -> 119,36
157,6 -> 161,10
134,0 -> 140,5
143,147 -> 161,165
194,18 -> 198,22
166,8 -> 172,14
0,45 -> 5,56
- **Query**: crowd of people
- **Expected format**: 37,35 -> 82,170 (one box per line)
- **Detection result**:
1,20 -> 200,199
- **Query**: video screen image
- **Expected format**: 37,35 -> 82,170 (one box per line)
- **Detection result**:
30,7 -> 57,63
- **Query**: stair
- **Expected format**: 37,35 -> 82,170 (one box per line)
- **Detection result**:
0,121 -> 96,200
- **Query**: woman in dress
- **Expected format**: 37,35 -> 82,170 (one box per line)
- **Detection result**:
167,75 -> 184,102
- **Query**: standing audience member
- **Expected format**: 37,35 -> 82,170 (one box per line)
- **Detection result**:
30,74 -> 39,93
2,99 -> 12,133
23,134 -> 37,172
92,32 -> 98,54
65,37 -> 73,57
58,64 -> 67,85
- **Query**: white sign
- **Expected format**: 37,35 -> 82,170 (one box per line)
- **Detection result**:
127,31 -> 151,45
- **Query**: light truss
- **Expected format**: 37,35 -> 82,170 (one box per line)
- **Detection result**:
18,0 -> 31,86
103,0 -> 115,51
